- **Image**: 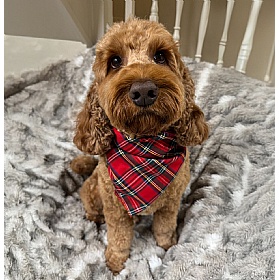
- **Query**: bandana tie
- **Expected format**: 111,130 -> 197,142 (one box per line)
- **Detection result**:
106,128 -> 186,216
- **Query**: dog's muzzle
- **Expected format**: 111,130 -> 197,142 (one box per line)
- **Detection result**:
129,80 -> 158,107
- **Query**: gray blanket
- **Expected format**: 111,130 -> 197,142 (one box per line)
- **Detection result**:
4,48 -> 275,280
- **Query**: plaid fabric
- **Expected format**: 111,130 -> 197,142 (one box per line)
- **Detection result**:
106,128 -> 186,216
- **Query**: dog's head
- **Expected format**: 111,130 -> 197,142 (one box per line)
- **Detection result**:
74,19 -> 209,155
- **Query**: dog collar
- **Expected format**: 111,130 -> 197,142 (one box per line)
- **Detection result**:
106,128 -> 186,216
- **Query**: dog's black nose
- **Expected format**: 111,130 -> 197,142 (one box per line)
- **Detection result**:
129,81 -> 158,107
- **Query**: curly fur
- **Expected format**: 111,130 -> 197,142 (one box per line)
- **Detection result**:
71,18 -> 209,274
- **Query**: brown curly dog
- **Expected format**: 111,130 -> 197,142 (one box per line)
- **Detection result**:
71,18 -> 208,274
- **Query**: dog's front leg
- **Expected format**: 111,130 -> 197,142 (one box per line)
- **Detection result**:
152,206 -> 179,250
79,169 -> 105,224
97,157 -> 134,273
103,200 -> 134,274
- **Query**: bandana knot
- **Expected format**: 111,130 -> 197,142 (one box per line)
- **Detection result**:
106,128 -> 186,216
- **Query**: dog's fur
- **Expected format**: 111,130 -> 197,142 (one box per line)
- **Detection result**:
71,18 -> 208,273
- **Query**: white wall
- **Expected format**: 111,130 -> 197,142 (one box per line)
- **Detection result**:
4,0 -> 103,46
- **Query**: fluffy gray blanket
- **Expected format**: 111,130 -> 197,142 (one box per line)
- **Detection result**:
4,48 -> 275,280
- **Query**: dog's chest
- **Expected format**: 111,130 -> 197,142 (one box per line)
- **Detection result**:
97,154 -> 190,216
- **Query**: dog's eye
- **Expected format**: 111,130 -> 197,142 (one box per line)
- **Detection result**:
153,51 -> 166,64
110,56 -> 122,69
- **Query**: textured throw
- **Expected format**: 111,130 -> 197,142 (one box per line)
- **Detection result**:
4,47 -> 275,280
106,127 -> 186,216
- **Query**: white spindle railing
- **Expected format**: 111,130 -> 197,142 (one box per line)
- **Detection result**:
264,40 -> 274,84
217,0 -> 235,67
235,0 -> 263,74
149,0 -> 159,22
120,0 -> 271,83
125,0 -> 135,21
173,0 -> 184,45
103,0 -> 113,32
195,0 -> 211,62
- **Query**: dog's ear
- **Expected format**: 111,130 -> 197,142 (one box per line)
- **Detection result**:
73,82 -> 114,155
173,57 -> 209,146
174,102 -> 209,146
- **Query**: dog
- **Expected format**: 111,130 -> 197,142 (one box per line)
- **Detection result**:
70,18 -> 209,274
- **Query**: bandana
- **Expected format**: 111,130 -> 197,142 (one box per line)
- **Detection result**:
106,128 -> 186,216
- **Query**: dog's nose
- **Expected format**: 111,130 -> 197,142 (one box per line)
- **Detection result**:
129,81 -> 158,107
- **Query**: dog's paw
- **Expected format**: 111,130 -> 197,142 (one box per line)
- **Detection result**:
86,212 -> 105,224
156,231 -> 177,250
105,247 -> 129,274
70,155 -> 98,175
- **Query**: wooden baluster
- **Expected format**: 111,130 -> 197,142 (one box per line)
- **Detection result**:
173,0 -> 184,45
217,0 -> 235,67
149,0 -> 159,22
195,0 -> 211,62
104,0 -> 113,32
235,0 -> 263,74
264,40 -> 274,84
125,0 -> 135,21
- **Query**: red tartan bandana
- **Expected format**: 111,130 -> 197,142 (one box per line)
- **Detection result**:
106,128 -> 186,216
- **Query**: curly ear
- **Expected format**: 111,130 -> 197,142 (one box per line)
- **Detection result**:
73,82 -> 114,155
173,57 -> 209,146
174,103 -> 209,146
